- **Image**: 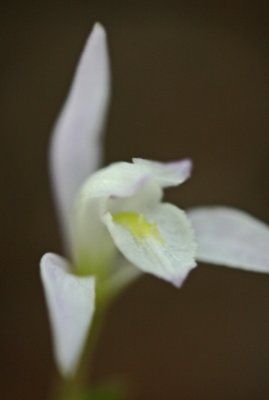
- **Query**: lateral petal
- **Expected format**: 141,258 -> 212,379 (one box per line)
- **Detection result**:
188,206 -> 269,272
103,203 -> 197,287
40,253 -> 95,376
50,23 -> 110,245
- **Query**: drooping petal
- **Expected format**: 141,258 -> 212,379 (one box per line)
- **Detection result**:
50,23 -> 110,246
103,203 -> 197,287
40,253 -> 95,376
133,158 -> 192,187
188,206 -> 269,272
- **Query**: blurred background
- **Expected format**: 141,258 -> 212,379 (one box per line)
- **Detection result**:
1,1 -> 269,399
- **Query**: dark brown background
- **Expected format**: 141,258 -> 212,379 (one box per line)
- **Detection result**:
1,1 -> 269,399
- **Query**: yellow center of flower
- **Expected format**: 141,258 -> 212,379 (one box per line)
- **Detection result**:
112,211 -> 162,242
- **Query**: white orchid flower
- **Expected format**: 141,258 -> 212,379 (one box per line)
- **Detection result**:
40,23 -> 269,378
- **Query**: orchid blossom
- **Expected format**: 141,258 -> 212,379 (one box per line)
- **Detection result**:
40,23 -> 269,382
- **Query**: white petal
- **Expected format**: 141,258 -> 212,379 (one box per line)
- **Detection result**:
79,161 -> 158,199
103,203 -> 197,287
50,23 -> 110,245
73,162 -> 162,272
40,253 -> 95,376
132,158 -> 192,187
188,207 -> 269,272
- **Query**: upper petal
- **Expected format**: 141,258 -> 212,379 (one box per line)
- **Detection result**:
40,253 -> 95,376
103,203 -> 197,287
132,158 -> 192,187
188,206 -> 269,272
50,23 -> 110,246
78,161 -> 159,199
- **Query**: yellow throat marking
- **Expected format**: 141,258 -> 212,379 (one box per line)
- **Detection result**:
112,211 -> 163,243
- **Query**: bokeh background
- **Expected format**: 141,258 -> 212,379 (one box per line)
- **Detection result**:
1,1 -> 269,399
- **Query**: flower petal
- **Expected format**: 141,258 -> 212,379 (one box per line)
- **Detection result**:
188,206 -> 269,272
73,162 -> 162,273
50,23 -> 110,245
132,158 -> 192,187
40,253 -> 95,376
103,203 -> 197,287
78,161 -> 158,199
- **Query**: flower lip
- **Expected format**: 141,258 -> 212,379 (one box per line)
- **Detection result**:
112,211 -> 163,243
103,203 -> 197,286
